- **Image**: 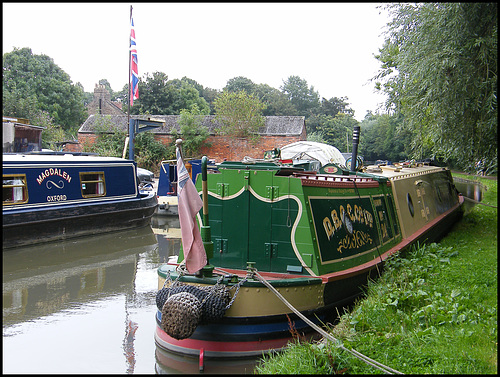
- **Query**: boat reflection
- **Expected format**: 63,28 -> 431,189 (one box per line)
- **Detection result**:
453,177 -> 485,212
155,345 -> 258,374
151,214 -> 182,266
2,226 -> 158,327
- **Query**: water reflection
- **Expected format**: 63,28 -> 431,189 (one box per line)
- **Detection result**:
155,345 -> 258,374
453,177 -> 485,212
3,215 -> 258,374
3,220 -> 171,374
3,226 -> 157,327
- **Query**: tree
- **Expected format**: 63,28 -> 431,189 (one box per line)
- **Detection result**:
3,47 -> 87,134
199,86 -> 220,115
360,113 -> 412,162
81,115 -> 127,157
375,3 -> 497,172
313,113 -> 359,153
134,131 -> 171,174
280,75 -> 320,115
214,91 -> 265,142
128,72 -> 210,115
172,104 -> 211,157
177,81 -> 211,115
224,76 -> 256,94
129,71 -> 171,114
253,83 -> 298,116
318,96 -> 354,117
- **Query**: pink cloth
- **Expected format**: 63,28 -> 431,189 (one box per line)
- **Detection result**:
177,150 -> 206,273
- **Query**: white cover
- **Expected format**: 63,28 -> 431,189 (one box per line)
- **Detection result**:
280,141 -> 346,167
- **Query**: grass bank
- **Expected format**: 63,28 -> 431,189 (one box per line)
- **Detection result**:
255,174 -> 497,374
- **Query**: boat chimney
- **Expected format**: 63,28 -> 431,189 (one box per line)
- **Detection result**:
351,125 -> 360,172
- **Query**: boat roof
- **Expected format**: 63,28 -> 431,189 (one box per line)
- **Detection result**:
366,164 -> 447,180
279,141 -> 346,166
2,153 -> 132,164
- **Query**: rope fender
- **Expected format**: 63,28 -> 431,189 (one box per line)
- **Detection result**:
156,270 -> 246,340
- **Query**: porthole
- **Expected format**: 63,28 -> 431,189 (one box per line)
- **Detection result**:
407,193 -> 414,217
342,211 -> 354,235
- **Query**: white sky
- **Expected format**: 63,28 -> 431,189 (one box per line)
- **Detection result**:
3,2 -> 390,121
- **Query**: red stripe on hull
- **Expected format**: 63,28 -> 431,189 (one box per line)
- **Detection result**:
155,325 -> 319,358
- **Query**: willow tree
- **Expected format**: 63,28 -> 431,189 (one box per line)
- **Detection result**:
375,3 -> 497,172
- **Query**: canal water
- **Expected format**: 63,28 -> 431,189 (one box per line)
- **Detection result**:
2,215 -> 258,374
453,177 -> 485,212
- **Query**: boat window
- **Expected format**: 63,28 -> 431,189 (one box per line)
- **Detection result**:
80,172 -> 106,197
3,174 -> 29,205
406,193 -> 414,217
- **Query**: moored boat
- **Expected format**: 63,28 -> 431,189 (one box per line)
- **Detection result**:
2,152 -> 158,248
156,158 -> 217,215
154,137 -> 464,360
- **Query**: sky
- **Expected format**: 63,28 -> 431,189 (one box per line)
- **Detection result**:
3,2 -> 391,121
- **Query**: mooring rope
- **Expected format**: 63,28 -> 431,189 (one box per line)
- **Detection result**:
252,269 -> 403,374
462,196 -> 497,208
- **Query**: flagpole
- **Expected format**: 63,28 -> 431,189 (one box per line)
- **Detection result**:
127,5 -> 132,135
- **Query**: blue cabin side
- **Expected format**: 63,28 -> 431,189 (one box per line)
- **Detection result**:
3,155 -> 140,211
157,159 -> 207,196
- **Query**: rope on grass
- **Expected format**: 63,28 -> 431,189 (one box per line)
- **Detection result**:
462,196 -> 497,208
252,269 -> 403,375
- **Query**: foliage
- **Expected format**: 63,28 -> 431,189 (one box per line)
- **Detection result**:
255,339 -> 348,374
199,86 -> 220,115
256,175 -> 497,374
133,131 -> 171,174
318,96 -> 354,118
359,112 -> 413,162
253,83 -> 299,116
280,75 -> 321,115
307,113 -> 358,153
2,47 -> 88,134
306,131 -> 327,144
80,115 -> 169,174
172,104 -> 211,158
126,71 -> 210,115
213,91 -> 265,142
33,111 -> 67,151
81,115 -> 127,157
224,76 -> 256,94
375,3 -> 497,172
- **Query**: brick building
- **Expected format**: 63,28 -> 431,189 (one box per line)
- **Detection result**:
77,114 -> 307,162
87,84 -> 125,116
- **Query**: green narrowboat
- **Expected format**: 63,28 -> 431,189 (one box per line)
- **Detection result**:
155,141 -> 464,359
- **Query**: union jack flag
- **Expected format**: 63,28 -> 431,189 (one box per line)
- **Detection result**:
129,14 -> 139,106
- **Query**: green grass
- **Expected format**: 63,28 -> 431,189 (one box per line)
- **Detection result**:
255,175 -> 497,374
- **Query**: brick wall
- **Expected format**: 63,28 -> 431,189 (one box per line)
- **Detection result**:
67,133 -> 305,162
153,134 -> 304,162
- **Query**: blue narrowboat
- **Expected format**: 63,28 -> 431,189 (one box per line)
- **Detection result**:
156,158 -> 216,215
2,152 -> 158,248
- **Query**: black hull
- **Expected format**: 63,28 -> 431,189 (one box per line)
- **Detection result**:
3,193 -> 158,248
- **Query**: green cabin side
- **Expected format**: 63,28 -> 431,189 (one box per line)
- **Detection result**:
177,163 -> 404,278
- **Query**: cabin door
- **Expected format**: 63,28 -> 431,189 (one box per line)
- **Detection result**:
246,170 -> 274,271
247,172 -> 299,273
211,171 -> 250,270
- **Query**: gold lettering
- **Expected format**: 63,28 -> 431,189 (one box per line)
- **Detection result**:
331,209 -> 341,230
323,217 -> 334,241
347,203 -> 354,221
